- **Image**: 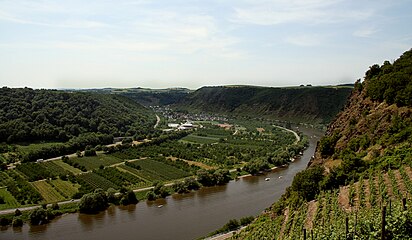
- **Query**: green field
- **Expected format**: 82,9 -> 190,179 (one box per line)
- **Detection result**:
49,179 -> 79,199
76,172 -> 118,190
69,155 -> 123,171
41,161 -> 71,176
117,165 -> 151,182
0,188 -> 19,210
181,134 -> 220,144
0,171 -> 13,187
53,160 -> 83,174
31,180 -> 66,203
16,142 -> 63,153
127,159 -> 190,181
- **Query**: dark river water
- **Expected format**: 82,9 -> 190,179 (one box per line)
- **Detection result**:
0,126 -> 322,240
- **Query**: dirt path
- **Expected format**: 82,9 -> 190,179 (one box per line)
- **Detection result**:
338,185 -> 351,212
363,180 -> 371,208
166,157 -> 216,170
383,174 -> 395,198
278,207 -> 290,239
273,125 -> 300,144
154,114 -> 160,129
394,170 -> 407,197
304,200 -> 318,230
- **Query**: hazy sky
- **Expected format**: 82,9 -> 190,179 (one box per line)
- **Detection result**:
0,0 -> 411,89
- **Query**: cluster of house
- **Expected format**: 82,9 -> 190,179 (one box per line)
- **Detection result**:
151,106 -> 228,122
167,122 -> 196,130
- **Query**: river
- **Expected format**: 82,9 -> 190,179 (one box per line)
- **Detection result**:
0,126 -> 322,240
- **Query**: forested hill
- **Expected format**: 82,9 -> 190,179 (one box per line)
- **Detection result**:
312,48 -> 412,168
231,49 -> 412,239
175,85 -> 352,124
77,87 -> 192,106
0,87 -> 155,143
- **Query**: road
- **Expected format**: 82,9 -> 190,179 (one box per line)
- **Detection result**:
273,125 -> 301,144
154,114 -> 160,129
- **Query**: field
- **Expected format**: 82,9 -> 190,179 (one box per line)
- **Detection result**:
53,160 -> 83,174
31,180 -> 66,203
49,179 -> 80,199
126,159 -> 190,181
68,155 -> 123,171
181,134 -> 220,144
0,188 -> 19,210
16,142 -> 63,154
76,172 -> 118,191
41,161 -> 70,176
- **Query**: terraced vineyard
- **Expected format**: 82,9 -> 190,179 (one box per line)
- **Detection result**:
232,167 -> 412,240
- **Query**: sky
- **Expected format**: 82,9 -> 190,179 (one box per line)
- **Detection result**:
0,0 -> 411,89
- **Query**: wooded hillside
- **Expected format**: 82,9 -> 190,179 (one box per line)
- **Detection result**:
0,88 -> 155,143
175,85 -> 352,124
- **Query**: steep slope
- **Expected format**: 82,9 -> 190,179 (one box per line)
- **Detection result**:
0,87 -> 155,143
312,49 -> 412,171
176,85 -> 352,124
231,49 -> 412,239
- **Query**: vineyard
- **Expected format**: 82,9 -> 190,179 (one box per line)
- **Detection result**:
31,180 -> 66,203
232,166 -> 412,239
66,155 -> 123,171
125,158 -> 191,181
52,160 -> 83,174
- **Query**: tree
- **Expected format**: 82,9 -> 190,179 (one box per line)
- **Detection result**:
0,162 -> 7,171
14,209 -> 22,216
29,207 -> 48,225
291,166 -> 324,201
120,190 -> 138,205
78,189 -> 109,213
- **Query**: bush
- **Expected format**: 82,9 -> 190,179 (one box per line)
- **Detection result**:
12,217 -> 23,227
29,207 -> 48,225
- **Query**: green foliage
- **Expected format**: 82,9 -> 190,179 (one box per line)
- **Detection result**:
173,177 -> 201,194
291,166 -> 324,202
78,189 -> 109,214
243,158 -> 270,175
22,133 -> 113,162
29,207 -> 48,225
196,169 -> 231,186
146,182 -> 171,200
318,132 -> 340,157
16,162 -> 56,181
2,170 -> 42,204
119,190 -> 139,205
125,158 -> 190,181
12,217 -> 23,227
366,49 -> 412,106
0,87 -> 155,144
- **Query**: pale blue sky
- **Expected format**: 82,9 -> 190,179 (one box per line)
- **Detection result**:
0,0 -> 411,89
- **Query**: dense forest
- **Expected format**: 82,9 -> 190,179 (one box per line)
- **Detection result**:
78,87 -> 192,106
174,85 -> 352,124
233,49 -> 412,239
0,87 -> 155,143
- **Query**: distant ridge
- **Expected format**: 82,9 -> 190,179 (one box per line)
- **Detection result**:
174,85 -> 353,124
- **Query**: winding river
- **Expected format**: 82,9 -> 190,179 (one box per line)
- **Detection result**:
0,126 -> 322,240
